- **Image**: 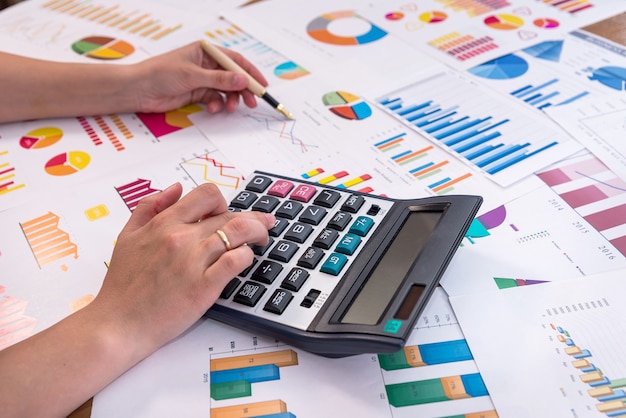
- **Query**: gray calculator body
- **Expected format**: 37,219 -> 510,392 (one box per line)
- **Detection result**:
206,171 -> 482,357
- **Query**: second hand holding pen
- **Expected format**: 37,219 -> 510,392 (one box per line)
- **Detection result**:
200,40 -> 295,120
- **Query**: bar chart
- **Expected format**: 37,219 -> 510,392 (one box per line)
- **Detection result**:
537,153 -> 626,256
0,151 -> 24,195
41,0 -> 183,40
20,211 -> 78,268
373,132 -> 473,194
376,68 -> 581,186
551,323 -> 626,416
114,178 -> 161,212
209,349 -> 299,402
434,0 -> 511,17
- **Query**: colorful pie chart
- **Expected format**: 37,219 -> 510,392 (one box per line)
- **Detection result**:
385,12 -> 404,21
45,151 -> 91,176
323,91 -> 372,120
274,61 -> 309,80
71,36 -> 135,60
419,11 -> 448,23
484,14 -> 524,30
20,127 -> 63,149
307,10 -> 387,45
533,18 -> 559,29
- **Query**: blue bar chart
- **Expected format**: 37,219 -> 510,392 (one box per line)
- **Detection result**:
510,78 -> 589,110
376,68 -> 582,186
373,133 -> 473,194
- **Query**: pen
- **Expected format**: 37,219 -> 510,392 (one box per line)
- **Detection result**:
200,40 -> 295,120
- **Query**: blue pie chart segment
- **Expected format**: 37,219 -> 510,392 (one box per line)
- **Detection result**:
588,66 -> 626,91
522,40 -> 563,62
468,54 -> 529,80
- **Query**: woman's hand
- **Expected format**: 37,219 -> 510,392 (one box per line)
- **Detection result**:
93,182 -> 274,356
132,41 -> 269,114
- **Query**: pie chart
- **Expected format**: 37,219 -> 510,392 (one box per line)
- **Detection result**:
484,14 -> 524,30
588,66 -> 626,91
323,91 -> 372,120
522,40 -> 563,62
419,11 -> 447,24
385,12 -> 404,21
45,151 -> 91,176
307,10 -> 387,45
468,54 -> 529,79
533,18 -> 559,29
71,36 -> 135,60
274,61 -> 309,80
20,127 -> 63,149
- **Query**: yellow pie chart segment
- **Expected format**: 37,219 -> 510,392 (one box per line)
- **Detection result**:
20,127 -> 63,149
45,151 -> 91,176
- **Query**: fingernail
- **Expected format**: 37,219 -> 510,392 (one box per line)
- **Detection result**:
233,74 -> 247,87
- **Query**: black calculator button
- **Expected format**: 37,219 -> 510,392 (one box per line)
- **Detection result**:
301,289 -> 321,308
252,196 -> 280,213
299,206 -> 327,225
341,195 -> 365,213
233,281 -> 266,307
227,207 -> 241,212
281,268 -> 309,291
314,189 -> 341,208
367,204 -> 381,216
327,211 -> 352,231
269,218 -> 289,237
268,240 -> 299,263
275,200 -> 303,219
251,237 -> 274,256
313,228 -> 339,249
290,184 -> 317,202
268,180 -> 294,198
230,191 -> 258,209
251,260 -> 283,284
245,175 -> 272,193
284,222 -> 314,243
297,247 -> 325,269
220,278 -> 241,299
238,257 -> 258,277
263,289 -> 294,315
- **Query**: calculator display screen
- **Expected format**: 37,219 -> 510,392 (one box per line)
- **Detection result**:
340,209 -> 443,325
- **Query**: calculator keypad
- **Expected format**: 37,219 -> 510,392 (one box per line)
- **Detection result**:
215,173 -> 394,331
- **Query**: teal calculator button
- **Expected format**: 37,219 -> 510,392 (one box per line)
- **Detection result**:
349,216 -> 375,236
335,233 -> 362,255
384,319 -> 402,334
320,253 -> 348,276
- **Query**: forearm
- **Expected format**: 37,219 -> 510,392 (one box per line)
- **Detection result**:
0,52 -> 139,123
0,303 -> 144,418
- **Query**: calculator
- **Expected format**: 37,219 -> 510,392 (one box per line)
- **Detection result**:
205,171 -> 482,357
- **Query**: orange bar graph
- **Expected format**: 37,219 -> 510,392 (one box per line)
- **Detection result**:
412,160 -> 449,177
20,212 -> 79,268
589,386 -> 614,398
211,400 -> 287,418
210,349 -> 298,371
597,400 -> 626,413
395,146 -> 433,164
